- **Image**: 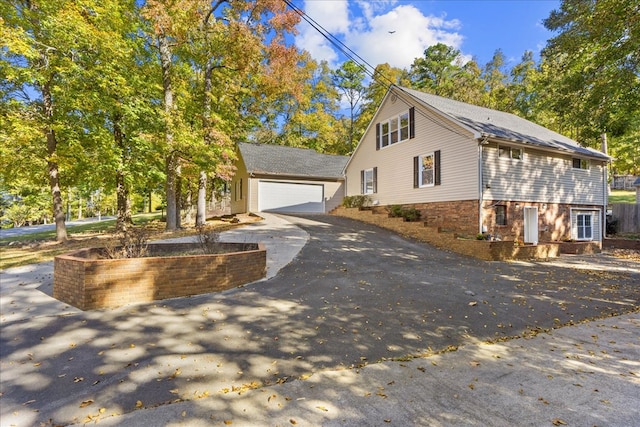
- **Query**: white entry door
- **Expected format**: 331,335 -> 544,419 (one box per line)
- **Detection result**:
524,206 -> 538,245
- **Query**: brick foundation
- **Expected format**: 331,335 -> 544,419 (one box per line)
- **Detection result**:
481,200 -> 602,246
332,207 -> 559,261
370,200 -> 479,234
54,243 -> 266,310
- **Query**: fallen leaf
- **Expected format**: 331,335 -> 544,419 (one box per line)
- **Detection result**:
470,361 -> 480,367
79,400 -> 94,408
135,400 -> 143,408
290,419 -> 297,425
224,420 -> 233,425
468,301 -> 477,306
552,419 -> 567,426
316,406 -> 329,412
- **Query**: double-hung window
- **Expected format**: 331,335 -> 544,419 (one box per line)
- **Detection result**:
419,153 -> 434,187
361,167 -> 377,194
577,213 -> 592,240
376,107 -> 414,149
413,150 -> 441,188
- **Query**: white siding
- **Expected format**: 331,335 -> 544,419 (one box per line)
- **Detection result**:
482,143 -> 606,205
346,95 -> 479,205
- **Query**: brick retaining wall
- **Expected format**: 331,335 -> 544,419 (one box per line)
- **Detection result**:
54,243 -> 266,310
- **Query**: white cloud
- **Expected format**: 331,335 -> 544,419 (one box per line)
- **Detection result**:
295,1 -> 465,70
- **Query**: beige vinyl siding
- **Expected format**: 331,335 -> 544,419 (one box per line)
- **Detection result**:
482,143 -> 606,205
346,96 -> 478,205
230,158 -> 249,214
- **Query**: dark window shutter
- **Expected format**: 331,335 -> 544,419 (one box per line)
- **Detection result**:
413,156 -> 419,188
376,123 -> 381,150
409,107 -> 415,139
361,170 -> 365,194
373,167 -> 378,193
434,150 -> 441,186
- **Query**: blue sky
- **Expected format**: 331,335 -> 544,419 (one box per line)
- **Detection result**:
293,0 -> 561,70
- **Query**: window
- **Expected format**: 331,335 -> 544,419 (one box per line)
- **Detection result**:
361,168 -> 377,194
414,150 -> 441,188
499,145 -> 523,160
495,205 -> 507,226
419,154 -> 434,186
572,158 -> 590,169
381,122 -> 389,148
577,213 -> 592,240
376,107 -> 414,149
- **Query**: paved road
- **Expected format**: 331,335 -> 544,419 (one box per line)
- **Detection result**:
1,214 -> 638,426
0,216 -> 116,239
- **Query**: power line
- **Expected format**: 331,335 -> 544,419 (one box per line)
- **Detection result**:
282,0 -> 471,139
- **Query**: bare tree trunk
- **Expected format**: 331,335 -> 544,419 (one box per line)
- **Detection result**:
196,171 -> 207,226
43,82 -> 67,242
175,162 -> 182,229
158,33 -> 179,231
114,113 -> 132,232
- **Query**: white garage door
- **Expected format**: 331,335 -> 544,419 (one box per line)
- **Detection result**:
258,181 -> 324,213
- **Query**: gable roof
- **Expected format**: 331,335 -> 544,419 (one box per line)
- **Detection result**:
237,142 -> 349,180
396,86 -> 610,161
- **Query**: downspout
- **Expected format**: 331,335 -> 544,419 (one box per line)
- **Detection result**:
478,136 -> 489,234
601,133 -> 608,241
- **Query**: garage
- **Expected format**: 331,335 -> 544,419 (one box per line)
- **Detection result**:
258,181 -> 324,213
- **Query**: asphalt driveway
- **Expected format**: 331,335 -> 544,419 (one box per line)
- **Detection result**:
1,214 -> 638,426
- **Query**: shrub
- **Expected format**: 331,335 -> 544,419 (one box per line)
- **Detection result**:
196,225 -> 220,254
401,207 -> 421,222
387,205 -> 404,218
342,195 -> 372,209
105,227 -> 149,259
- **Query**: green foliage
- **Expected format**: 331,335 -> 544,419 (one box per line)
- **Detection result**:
399,207 -> 421,222
342,195 -> 372,209
387,205 -> 404,218
542,0 -> 640,148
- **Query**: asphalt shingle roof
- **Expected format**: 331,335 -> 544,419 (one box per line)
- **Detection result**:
398,86 -> 610,161
238,142 -> 349,179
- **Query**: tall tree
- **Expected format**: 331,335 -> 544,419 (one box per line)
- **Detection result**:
542,0 -> 640,148
409,43 -> 463,97
332,60 -> 366,152
358,63 -> 410,137
0,0 -> 111,240
482,49 -> 508,110
144,0 -> 303,229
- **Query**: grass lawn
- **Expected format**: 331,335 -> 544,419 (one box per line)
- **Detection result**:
0,213 -> 260,270
609,190 -> 636,204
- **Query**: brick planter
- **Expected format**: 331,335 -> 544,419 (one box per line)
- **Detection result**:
54,243 -> 266,310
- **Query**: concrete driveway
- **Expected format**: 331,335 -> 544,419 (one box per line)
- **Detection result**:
1,214 -> 638,426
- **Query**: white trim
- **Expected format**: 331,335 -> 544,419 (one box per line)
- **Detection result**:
418,152 -> 435,188
524,206 -> 538,245
570,208 -> 602,242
